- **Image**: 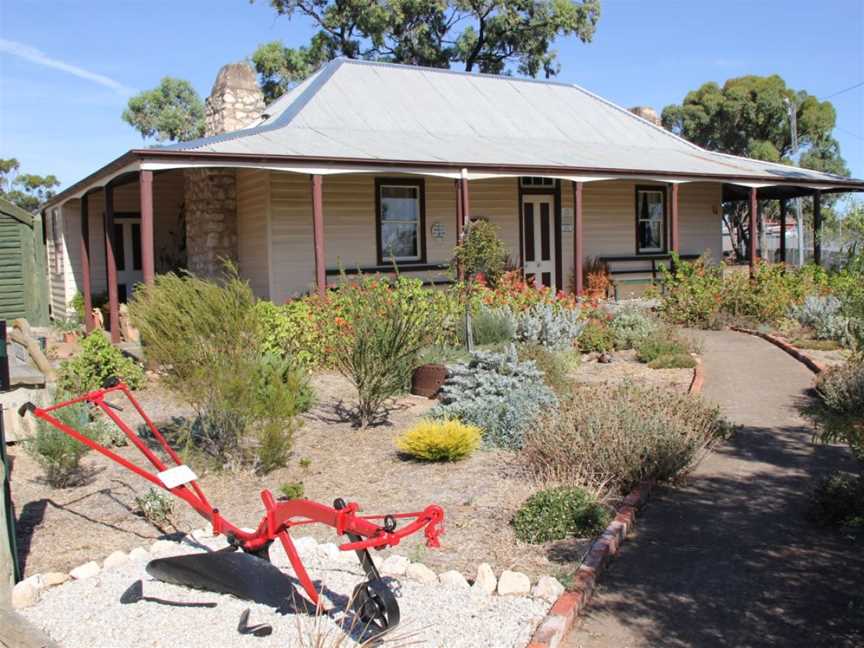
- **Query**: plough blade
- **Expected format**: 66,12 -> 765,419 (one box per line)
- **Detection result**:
146,549 -> 303,611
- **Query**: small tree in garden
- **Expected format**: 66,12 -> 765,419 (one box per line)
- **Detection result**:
452,219 -> 508,286
331,277 -> 439,427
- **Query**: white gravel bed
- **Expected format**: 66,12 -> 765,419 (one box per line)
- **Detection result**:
20,534 -> 549,648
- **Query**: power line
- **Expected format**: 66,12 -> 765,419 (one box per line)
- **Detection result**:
825,80 -> 864,99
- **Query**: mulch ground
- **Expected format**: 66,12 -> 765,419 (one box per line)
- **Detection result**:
10,359 -> 692,583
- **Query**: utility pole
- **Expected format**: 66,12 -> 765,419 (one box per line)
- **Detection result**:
785,97 -> 805,266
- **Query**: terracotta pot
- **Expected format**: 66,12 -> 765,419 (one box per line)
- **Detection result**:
63,332 -> 78,344
411,364 -> 448,399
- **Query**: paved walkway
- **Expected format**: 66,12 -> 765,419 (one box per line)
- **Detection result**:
565,329 -> 863,648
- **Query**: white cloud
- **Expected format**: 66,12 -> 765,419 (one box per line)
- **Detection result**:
0,38 -> 135,96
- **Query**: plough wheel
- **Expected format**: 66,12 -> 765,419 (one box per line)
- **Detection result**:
350,579 -> 400,635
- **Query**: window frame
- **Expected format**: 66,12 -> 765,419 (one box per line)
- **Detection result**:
520,176 -> 556,188
375,178 -> 427,266
634,185 -> 668,255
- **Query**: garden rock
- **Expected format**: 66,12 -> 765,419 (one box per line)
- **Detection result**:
103,551 -> 129,569
12,577 -> 42,609
69,561 -> 101,580
598,352 -> 613,364
42,572 -> 70,587
497,570 -> 530,596
472,563 -> 497,596
316,543 -> 340,561
531,575 -> 565,603
381,554 -> 410,576
438,570 -> 470,589
293,536 -> 317,553
150,539 -> 177,554
128,547 -> 150,561
406,562 -> 438,585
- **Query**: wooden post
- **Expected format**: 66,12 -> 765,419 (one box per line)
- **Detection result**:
140,170 -> 155,285
779,199 -> 787,264
310,174 -> 325,297
813,190 -> 822,266
749,187 -> 758,275
455,179 -> 465,280
80,194 -> 94,332
460,177 -> 471,226
669,182 -> 680,269
104,183 -> 120,343
572,181 -> 584,296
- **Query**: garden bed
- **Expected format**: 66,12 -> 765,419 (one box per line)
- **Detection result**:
570,349 -> 695,393
11,373 -> 598,583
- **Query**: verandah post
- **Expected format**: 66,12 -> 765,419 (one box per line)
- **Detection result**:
311,174 -> 326,298
749,187 -> 759,275
104,183 -> 121,343
80,193 -> 94,332
779,198 -> 787,264
669,182 -> 680,271
572,181 -> 584,296
140,170 -> 155,285
455,179 -> 464,280
813,190 -> 822,266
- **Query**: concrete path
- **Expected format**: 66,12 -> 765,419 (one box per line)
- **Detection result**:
565,329 -> 863,648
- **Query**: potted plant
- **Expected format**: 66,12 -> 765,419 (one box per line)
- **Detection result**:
582,257 -> 611,299
411,347 -> 461,399
53,317 -> 81,343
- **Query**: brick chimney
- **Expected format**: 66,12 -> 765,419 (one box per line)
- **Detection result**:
628,106 -> 661,127
184,63 -> 265,278
204,63 -> 265,136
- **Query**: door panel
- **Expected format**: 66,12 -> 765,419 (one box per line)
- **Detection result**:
522,196 -> 555,289
115,218 -> 144,300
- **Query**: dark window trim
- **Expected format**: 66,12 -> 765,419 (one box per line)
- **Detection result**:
634,184 -> 668,255
324,263 -> 447,276
518,179 -> 562,292
374,177 -> 427,266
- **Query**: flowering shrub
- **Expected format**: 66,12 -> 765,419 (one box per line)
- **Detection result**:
430,346 -> 557,450
474,271 -> 579,312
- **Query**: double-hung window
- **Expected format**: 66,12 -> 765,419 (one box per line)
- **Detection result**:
635,187 -> 666,253
377,180 -> 425,264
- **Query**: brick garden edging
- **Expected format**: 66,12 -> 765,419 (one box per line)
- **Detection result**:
729,327 -> 827,374
526,358 -> 705,648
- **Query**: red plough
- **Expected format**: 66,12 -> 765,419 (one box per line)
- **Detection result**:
19,379 -> 444,635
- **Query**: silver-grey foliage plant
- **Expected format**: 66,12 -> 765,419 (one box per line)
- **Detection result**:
516,303 -> 585,349
790,295 -> 854,347
430,345 -> 557,449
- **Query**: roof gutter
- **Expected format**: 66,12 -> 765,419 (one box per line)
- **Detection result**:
43,148 -> 864,211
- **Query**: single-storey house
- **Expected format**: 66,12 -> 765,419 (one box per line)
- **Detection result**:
41,59 -> 863,341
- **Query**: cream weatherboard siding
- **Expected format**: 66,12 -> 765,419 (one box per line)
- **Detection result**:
237,170 -> 271,299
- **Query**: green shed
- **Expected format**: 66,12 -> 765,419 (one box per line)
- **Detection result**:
0,198 -> 49,325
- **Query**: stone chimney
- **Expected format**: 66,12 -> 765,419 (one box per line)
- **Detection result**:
628,106 -> 662,127
204,63 -> 265,136
184,63 -> 265,278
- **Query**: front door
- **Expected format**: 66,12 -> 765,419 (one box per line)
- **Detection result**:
521,195 -> 556,289
113,217 -> 143,302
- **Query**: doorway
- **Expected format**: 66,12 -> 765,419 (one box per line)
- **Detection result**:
113,216 -> 143,301
521,195 -> 556,289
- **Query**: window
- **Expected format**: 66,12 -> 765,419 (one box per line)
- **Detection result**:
376,180 -> 425,264
520,177 -> 555,188
635,187 -> 666,253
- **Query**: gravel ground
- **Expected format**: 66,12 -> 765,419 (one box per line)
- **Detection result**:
21,533 -> 549,648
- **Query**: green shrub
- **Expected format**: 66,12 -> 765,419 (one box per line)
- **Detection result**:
720,262 -> 816,324
135,488 -> 176,527
452,219 -> 508,286
524,382 -> 723,493
332,276 -> 442,426
24,402 -> 104,487
578,320 -> 615,353
431,347 -> 557,450
395,419 -> 482,462
517,344 -> 579,396
279,481 -> 305,500
635,328 -> 693,364
809,472 -> 864,528
512,487 -> 610,544
609,306 -> 657,350
658,255 -> 724,328
647,353 -> 697,369
57,332 -> 145,394
807,357 -> 864,463
463,306 -> 516,346
129,267 -> 306,472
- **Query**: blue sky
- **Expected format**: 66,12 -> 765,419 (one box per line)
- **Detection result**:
1,0 -> 862,196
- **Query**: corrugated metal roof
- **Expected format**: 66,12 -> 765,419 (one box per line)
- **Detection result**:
161,59 -> 857,185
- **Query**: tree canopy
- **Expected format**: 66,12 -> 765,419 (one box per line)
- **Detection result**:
0,158 -> 60,212
252,0 -> 602,102
661,75 -> 847,176
122,77 -> 206,142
